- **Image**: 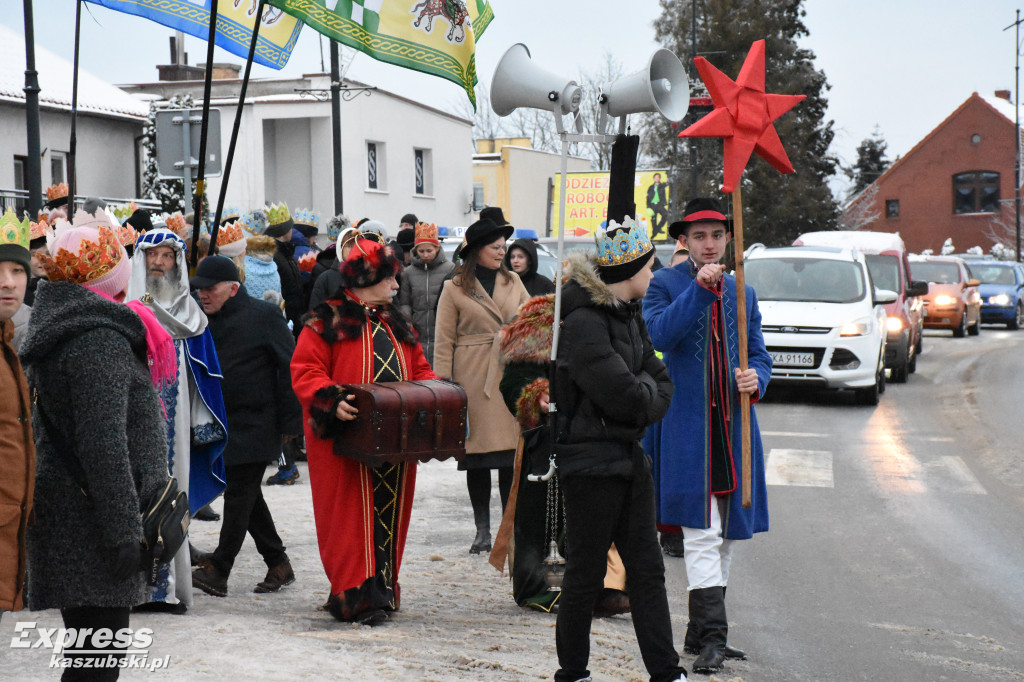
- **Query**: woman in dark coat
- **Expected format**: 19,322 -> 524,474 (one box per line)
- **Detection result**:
20,222 -> 172,680
505,238 -> 555,297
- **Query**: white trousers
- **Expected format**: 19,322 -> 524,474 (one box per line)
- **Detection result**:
681,497 -> 736,590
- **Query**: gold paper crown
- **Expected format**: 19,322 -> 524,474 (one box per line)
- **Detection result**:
266,202 -> 291,226
37,225 -> 123,284
111,202 -> 139,223
217,221 -> 245,246
116,223 -> 138,247
0,209 -> 30,250
165,212 -> 187,236
46,182 -> 68,201
414,222 -> 439,242
30,217 -> 53,242
594,216 -> 653,267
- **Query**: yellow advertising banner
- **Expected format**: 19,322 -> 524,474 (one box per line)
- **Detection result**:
551,169 -> 671,240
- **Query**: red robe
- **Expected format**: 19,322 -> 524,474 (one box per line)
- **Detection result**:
291,295 -> 436,607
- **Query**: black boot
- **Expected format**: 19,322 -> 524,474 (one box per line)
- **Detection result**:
469,500 -> 491,554
683,589 -> 703,655
692,586 -> 727,674
721,586 -> 747,660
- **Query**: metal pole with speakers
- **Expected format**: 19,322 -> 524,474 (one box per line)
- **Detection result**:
489,43 -> 689,485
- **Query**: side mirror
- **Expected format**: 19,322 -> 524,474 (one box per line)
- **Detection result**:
907,280 -> 929,297
874,288 -> 898,305
967,279 -> 980,288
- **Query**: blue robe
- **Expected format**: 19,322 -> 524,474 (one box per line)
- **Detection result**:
184,329 -> 228,512
642,263 -> 772,540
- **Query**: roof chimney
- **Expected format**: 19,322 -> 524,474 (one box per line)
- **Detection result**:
995,89 -> 1012,102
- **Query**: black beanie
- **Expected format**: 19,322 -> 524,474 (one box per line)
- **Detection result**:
400,213 -> 418,226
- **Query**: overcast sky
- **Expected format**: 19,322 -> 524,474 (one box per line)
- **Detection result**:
8,0 -> 1024,197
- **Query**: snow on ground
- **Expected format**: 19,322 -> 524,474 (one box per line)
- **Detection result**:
1,458 -> 722,681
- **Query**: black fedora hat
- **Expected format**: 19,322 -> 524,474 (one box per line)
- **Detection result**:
669,197 -> 733,240
463,218 -> 513,253
479,206 -> 510,227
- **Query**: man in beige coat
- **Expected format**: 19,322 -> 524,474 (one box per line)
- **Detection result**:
434,218 -> 529,553
0,209 -> 34,615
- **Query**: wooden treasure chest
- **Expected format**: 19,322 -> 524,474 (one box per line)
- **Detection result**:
336,379 -> 468,465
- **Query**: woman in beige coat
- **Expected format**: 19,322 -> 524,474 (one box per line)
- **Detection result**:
434,218 -> 529,554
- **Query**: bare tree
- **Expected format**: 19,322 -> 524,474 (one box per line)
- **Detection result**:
838,185 -> 881,231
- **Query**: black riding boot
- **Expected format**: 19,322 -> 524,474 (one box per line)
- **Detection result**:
470,501 -> 491,554
683,589 -> 703,655
692,586 -> 727,674
467,469 -> 492,554
720,586 -> 746,659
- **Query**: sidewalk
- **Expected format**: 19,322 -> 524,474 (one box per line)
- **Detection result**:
1,458 -> 667,681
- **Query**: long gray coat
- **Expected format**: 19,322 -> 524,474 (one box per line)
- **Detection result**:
397,248 -> 455,364
19,281 -> 168,610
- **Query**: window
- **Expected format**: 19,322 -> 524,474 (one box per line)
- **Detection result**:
413,148 -> 432,196
366,141 -> 387,191
885,199 -> 899,218
953,171 -> 1000,214
12,156 -> 27,214
472,182 -> 486,211
367,142 -> 378,190
50,151 -> 67,185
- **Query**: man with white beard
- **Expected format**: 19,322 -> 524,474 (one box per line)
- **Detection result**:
128,227 -> 228,614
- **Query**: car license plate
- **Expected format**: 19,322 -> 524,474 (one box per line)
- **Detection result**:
770,351 -> 814,367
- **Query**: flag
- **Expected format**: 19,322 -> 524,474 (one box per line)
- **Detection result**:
266,0 -> 494,108
83,0 -> 303,69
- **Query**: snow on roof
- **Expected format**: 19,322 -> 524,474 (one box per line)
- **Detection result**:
794,230 -> 906,255
0,23 -> 148,122
979,92 -> 1020,124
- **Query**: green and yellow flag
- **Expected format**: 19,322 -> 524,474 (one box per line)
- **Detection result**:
267,0 -> 494,108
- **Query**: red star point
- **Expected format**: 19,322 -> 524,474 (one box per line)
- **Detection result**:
679,40 -> 805,193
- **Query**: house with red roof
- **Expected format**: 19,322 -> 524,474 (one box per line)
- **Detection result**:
845,91 -> 1024,254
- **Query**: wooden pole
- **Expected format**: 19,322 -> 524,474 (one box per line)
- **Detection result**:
190,0 -> 220,268
731,186 -> 752,508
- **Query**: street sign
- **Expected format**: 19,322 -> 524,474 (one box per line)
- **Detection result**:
154,109 -> 222,179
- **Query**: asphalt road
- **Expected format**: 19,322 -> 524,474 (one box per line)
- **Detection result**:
712,325 -> 1024,681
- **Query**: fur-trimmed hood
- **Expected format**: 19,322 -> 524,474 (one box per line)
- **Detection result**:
500,294 -> 554,364
560,250 -> 628,319
303,294 -> 417,346
246,235 -> 277,261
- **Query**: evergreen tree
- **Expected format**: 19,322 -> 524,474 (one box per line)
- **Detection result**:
846,128 -> 890,197
646,0 -> 839,246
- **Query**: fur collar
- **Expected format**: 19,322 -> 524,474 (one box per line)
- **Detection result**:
564,250 -> 623,310
303,294 -> 417,345
500,294 -> 554,364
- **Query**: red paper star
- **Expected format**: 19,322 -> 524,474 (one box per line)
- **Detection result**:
678,40 -> 805,193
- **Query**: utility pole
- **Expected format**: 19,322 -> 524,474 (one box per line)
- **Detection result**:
689,0 -> 699,201
23,0 -> 42,215
329,41 -> 344,215
1004,10 -> 1022,262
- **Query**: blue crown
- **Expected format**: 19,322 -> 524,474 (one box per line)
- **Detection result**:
594,216 -> 652,267
220,205 -> 241,222
293,208 -> 320,229
240,210 -> 267,236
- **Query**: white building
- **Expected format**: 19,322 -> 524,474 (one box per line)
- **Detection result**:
123,72 -> 475,237
0,23 -> 148,210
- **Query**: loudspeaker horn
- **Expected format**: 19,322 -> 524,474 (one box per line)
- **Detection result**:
601,48 -> 690,121
491,43 -> 582,117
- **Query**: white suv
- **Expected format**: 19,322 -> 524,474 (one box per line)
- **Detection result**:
745,245 -> 896,405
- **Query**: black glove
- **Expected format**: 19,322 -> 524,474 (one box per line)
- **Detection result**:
109,544 -> 141,581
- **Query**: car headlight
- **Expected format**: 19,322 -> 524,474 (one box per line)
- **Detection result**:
933,295 -> 956,306
840,317 -> 872,337
886,316 -> 904,333
990,293 -> 1011,306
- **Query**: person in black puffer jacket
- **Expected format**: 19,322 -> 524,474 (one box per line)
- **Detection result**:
551,236 -> 685,682
504,238 -> 555,297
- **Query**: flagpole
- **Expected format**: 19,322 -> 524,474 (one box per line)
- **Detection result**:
68,0 -> 82,211
329,40 -> 344,215
190,0 -> 220,268
209,0 -> 264,254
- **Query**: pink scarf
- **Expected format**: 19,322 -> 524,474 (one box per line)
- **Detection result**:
85,287 -> 179,390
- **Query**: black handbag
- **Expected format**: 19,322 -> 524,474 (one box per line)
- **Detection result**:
34,388 -> 189,585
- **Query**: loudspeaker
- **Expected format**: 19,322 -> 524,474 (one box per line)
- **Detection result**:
601,48 -> 689,121
491,43 -> 582,117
